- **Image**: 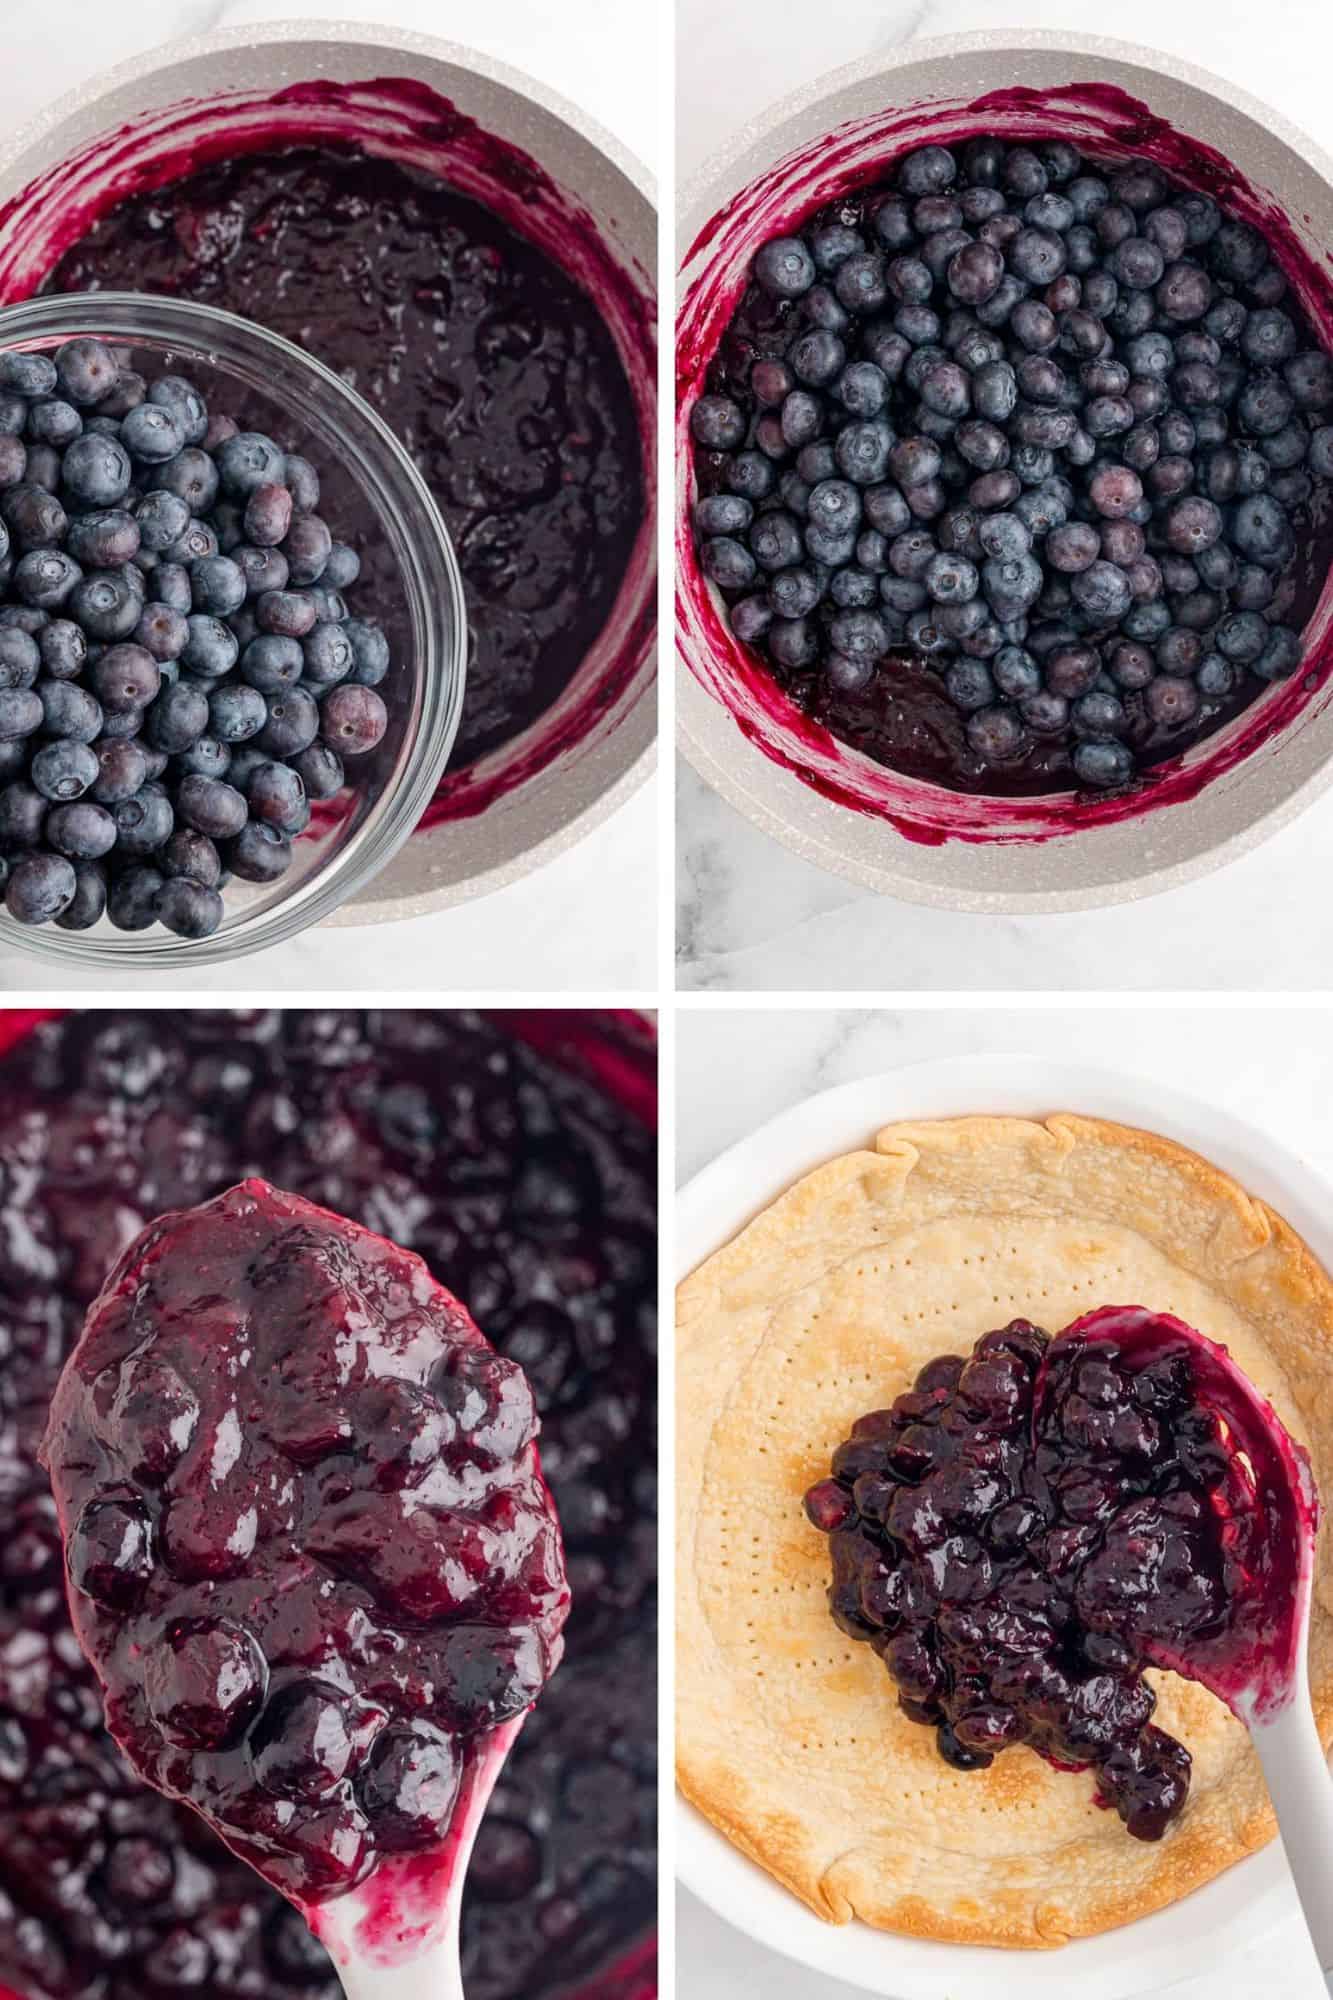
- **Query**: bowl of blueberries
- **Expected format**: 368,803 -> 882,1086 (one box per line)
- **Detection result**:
0,293 -> 466,959
678,31 -> 1333,911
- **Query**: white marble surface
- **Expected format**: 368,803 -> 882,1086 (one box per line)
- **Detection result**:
676,0 -> 1333,993
675,1002 -> 1333,1997
0,0 -> 659,993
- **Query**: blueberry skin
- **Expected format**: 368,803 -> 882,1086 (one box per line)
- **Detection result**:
112,785 -> 174,857
0,688 -> 44,740
754,237 -> 816,299
30,738 -> 99,803
120,403 -> 186,464
61,432 -> 132,508
247,759 -> 309,834
240,634 -> 305,694
145,681 -> 209,755
5,850 -> 76,924
90,738 -> 149,804
148,375 -> 209,446
14,550 -> 82,610
284,515 -> 333,586
253,587 -> 319,640
107,863 -> 166,931
45,800 -> 117,859
180,614 -> 240,678
226,820 -> 293,883
216,432 -> 287,498
187,555 -> 247,618
161,827 -> 222,886
0,780 -> 46,844
177,774 -> 249,840
690,396 -> 746,451
208,682 -> 269,745
54,338 -> 117,407
701,537 -> 755,591
71,573 -> 143,641
319,684 -> 387,757
302,622 -> 355,687
157,876 -> 224,939
1073,738 -> 1134,788
0,352 -> 58,400
90,644 -> 160,713
53,860 -> 107,931
0,628 -> 40,690
292,742 -> 344,801
233,542 -> 292,598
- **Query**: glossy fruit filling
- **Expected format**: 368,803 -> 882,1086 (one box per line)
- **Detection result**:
0,1008 -> 656,2000
48,146 -> 644,777
804,1307 -> 1309,1839
42,1178 -> 569,1909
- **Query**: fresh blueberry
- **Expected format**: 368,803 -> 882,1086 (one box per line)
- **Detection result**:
754,237 -> 816,298
147,375 -> 209,445
112,784 -> 174,857
145,681 -> 209,755
53,859 -> 107,930
120,403 -> 186,464
318,684 -> 387,756
156,876 -> 224,939
91,737 -> 149,803
107,864 -> 166,930
301,623 -> 355,686
31,738 -> 99,802
284,516 -> 332,586
14,549 -> 81,610
0,351 -> 58,399
54,338 -> 117,407
207,682 -> 269,744
292,741 -> 344,801
216,432 -> 286,498
45,799 -> 116,859
134,602 -> 190,663
226,820 -> 292,883
1072,738 -> 1134,788
4,848 -> 75,923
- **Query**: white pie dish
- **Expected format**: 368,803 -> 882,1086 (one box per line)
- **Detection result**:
675,1051 -> 1333,1997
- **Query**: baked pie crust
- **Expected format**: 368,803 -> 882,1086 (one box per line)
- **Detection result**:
676,1113 -> 1333,1946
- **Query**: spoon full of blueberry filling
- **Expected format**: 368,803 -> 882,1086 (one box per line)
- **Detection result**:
806,1305 -> 1333,1961
40,1177 -> 571,2000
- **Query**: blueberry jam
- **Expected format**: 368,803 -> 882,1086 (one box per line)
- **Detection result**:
0,1009 -> 656,2000
48,147 -> 644,773
804,1308 -> 1310,1839
42,1178 -> 569,1910
692,138 -> 1333,796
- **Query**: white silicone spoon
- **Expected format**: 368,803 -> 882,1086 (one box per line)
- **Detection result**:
300,1716 -> 524,2000
1046,1308 -> 1333,1971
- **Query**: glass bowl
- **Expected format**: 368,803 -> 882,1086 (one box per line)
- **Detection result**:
0,292 -> 467,965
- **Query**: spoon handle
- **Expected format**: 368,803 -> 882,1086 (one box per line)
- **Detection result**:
335,1933 -> 465,2000
1252,1681 -> 1333,1973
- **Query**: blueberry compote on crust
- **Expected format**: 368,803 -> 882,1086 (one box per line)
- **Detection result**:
42,1178 -> 569,1908
0,1009 -> 656,2000
693,138 -> 1333,796
49,148 -> 644,773
804,1308 -> 1307,1840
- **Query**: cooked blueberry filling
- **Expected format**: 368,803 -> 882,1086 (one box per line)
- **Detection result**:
805,1311 -> 1287,1839
693,138 -> 1333,796
0,1008 -> 656,2000
48,147 -> 644,778
43,1178 -> 569,1906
